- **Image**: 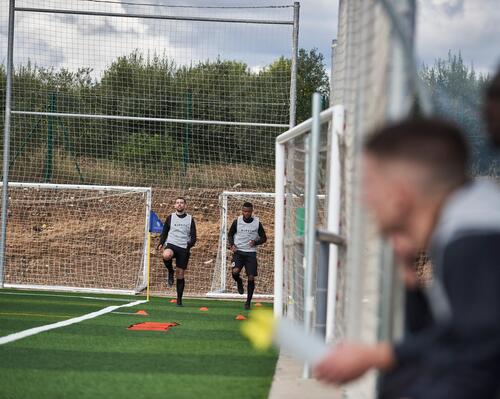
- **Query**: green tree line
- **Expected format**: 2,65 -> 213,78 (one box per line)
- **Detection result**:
420,51 -> 497,176
0,48 -> 329,186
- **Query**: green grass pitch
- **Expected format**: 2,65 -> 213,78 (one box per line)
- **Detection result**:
0,289 -> 278,399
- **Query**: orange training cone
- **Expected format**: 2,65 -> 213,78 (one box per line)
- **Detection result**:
199,307 -> 209,311
135,310 -> 148,315
169,299 -> 177,303
128,322 -> 178,331
254,303 -> 263,307
235,314 -> 247,320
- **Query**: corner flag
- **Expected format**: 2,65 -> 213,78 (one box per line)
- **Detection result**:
149,211 -> 164,233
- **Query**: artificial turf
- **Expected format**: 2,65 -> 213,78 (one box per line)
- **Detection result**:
0,290 -> 278,399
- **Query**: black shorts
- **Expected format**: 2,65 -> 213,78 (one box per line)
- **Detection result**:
165,243 -> 190,269
232,251 -> 258,276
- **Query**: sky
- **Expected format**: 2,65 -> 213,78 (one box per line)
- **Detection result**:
416,0 -> 500,74
0,0 -> 499,77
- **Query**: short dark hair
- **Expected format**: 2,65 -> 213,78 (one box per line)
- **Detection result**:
175,197 -> 186,204
364,118 -> 469,187
486,67 -> 500,101
242,202 -> 253,209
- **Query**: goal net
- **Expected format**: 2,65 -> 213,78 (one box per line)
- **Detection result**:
208,191 -> 275,299
1,1 -> 297,296
3,183 -> 151,295
274,0 -> 419,394
329,1 -> 418,397
279,139 -> 329,322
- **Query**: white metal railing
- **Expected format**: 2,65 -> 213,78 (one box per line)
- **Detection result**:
274,98 -> 345,377
274,102 -> 344,319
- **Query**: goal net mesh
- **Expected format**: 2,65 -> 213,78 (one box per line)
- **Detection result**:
4,183 -> 150,294
281,126 -> 329,322
331,1 -> 416,397
209,192 -> 275,298
1,1 -> 296,296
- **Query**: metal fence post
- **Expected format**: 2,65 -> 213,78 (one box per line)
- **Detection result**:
303,93 -> 322,377
315,240 -> 329,338
0,0 -> 16,288
289,1 -> 300,128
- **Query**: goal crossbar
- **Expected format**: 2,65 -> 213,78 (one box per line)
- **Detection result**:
15,7 -> 295,26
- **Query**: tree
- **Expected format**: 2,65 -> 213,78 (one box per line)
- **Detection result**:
296,48 -> 330,123
3,47 -> 331,184
420,51 -> 495,175
257,48 -> 330,124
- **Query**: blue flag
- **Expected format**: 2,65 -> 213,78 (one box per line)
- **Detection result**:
149,210 -> 164,233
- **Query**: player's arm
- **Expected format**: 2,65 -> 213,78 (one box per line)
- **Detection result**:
317,288 -> 447,384
187,218 -> 197,249
315,342 -> 395,384
228,219 -> 237,252
157,215 -> 171,250
315,234 -> 500,386
253,222 -> 267,246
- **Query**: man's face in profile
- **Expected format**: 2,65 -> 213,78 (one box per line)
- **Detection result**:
362,153 -> 408,236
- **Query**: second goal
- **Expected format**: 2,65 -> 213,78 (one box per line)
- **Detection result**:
208,191 -> 275,299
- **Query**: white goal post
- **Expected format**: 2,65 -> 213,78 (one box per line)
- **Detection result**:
274,104 -> 344,327
273,101 -> 344,378
207,191 -> 275,299
2,182 -> 151,295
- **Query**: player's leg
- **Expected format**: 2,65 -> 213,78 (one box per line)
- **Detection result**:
245,275 -> 255,310
162,245 -> 175,287
231,252 -> 244,295
174,246 -> 190,307
244,253 -> 258,309
175,268 -> 185,306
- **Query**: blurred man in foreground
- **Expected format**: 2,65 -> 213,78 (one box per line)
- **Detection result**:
314,118 -> 500,398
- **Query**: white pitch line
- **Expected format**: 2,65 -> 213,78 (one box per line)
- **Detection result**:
0,299 -> 147,346
0,291 -> 133,302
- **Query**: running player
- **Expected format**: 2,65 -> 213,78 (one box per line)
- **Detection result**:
228,202 -> 267,309
157,197 -> 196,307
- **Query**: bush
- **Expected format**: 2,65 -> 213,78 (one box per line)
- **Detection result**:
115,132 -> 178,172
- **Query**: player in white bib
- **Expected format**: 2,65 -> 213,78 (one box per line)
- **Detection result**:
228,202 -> 267,309
157,197 -> 197,307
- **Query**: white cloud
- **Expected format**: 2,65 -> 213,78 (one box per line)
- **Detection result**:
426,0 -> 465,17
0,0 -> 338,76
5,0 -> 497,82
416,0 -> 500,74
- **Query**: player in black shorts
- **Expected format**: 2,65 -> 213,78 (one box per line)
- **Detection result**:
157,197 -> 196,306
228,202 -> 267,309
